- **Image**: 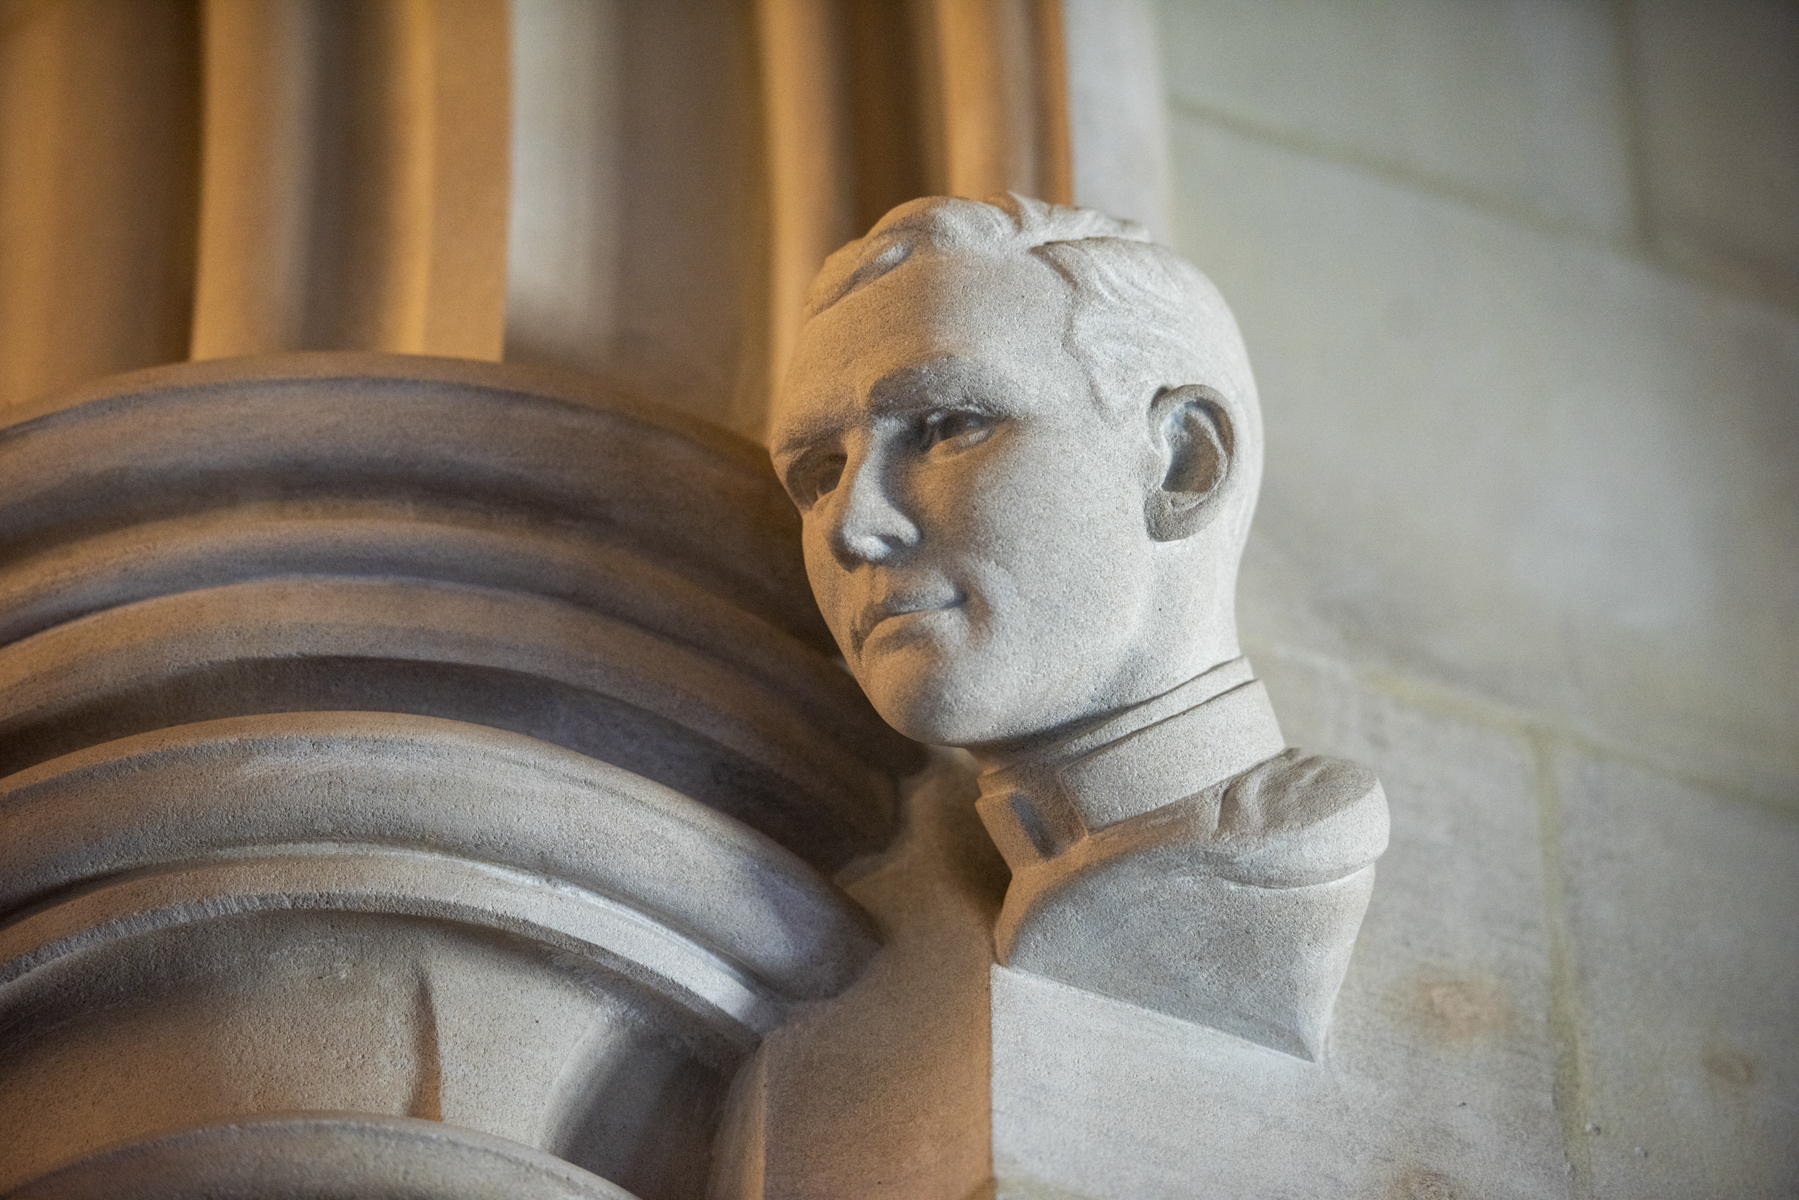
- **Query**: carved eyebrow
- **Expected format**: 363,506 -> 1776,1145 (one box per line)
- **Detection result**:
863,358 -> 1009,421
771,424 -> 828,464
770,400 -> 851,463
772,356 -> 1009,463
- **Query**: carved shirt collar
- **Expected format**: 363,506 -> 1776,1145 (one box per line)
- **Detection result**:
975,657 -> 1288,869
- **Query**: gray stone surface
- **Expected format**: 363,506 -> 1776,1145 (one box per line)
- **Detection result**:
1064,0 -> 1171,240
1138,7 -> 1799,1193
0,354 -> 919,868
1631,0 -> 1799,308
2,4 -> 1793,1193
751,750 -> 1008,1200
505,0 -> 768,438
1170,107 -> 1799,806
0,577 -> 891,866
0,715 -> 876,1003
1554,750 -> 1799,1198
0,352 -> 831,645
980,672 -> 1385,1060
1159,0 -> 1635,240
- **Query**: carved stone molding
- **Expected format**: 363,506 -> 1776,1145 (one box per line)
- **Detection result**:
6,1115 -> 636,1200
0,354 -> 920,1199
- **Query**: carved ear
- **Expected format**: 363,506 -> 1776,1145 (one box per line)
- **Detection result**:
1144,384 -> 1234,542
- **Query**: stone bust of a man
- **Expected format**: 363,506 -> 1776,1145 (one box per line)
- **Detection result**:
771,194 -> 1387,1059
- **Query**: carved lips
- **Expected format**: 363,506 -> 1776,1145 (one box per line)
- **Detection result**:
849,584 -> 965,656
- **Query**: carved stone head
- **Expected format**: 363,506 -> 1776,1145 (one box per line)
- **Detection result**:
771,194 -> 1263,756
773,197 -> 1386,1060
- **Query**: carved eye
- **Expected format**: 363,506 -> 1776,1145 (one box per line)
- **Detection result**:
787,453 -> 845,510
920,409 -> 995,452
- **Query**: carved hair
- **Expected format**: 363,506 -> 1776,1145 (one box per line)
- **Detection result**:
803,193 -> 1262,543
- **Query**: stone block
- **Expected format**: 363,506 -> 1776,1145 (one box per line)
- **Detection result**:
751,752 -> 1008,1200
1157,0 -> 1635,239
992,656 -> 1569,1199
1553,749 -> 1799,1197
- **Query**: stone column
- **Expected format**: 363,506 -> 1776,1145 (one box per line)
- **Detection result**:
0,354 -> 920,1199
0,3 -> 1083,1194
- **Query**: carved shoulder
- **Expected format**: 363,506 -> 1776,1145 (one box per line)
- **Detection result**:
993,746 -> 1390,1059
1200,748 -> 1390,888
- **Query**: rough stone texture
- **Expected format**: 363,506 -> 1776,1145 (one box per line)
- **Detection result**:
980,677 -> 1386,1060
2,3 -> 1794,1193
0,715 -> 877,1005
0,353 -> 917,868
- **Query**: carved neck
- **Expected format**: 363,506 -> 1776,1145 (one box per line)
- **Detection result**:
973,658 -> 1287,871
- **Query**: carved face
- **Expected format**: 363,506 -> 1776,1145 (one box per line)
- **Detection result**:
771,251 -> 1168,750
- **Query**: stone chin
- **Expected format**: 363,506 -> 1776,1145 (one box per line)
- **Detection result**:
849,641 -> 1095,752
847,642 -> 1013,748
849,655 -> 981,748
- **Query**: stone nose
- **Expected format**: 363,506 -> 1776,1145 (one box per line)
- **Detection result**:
827,450 -> 920,568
